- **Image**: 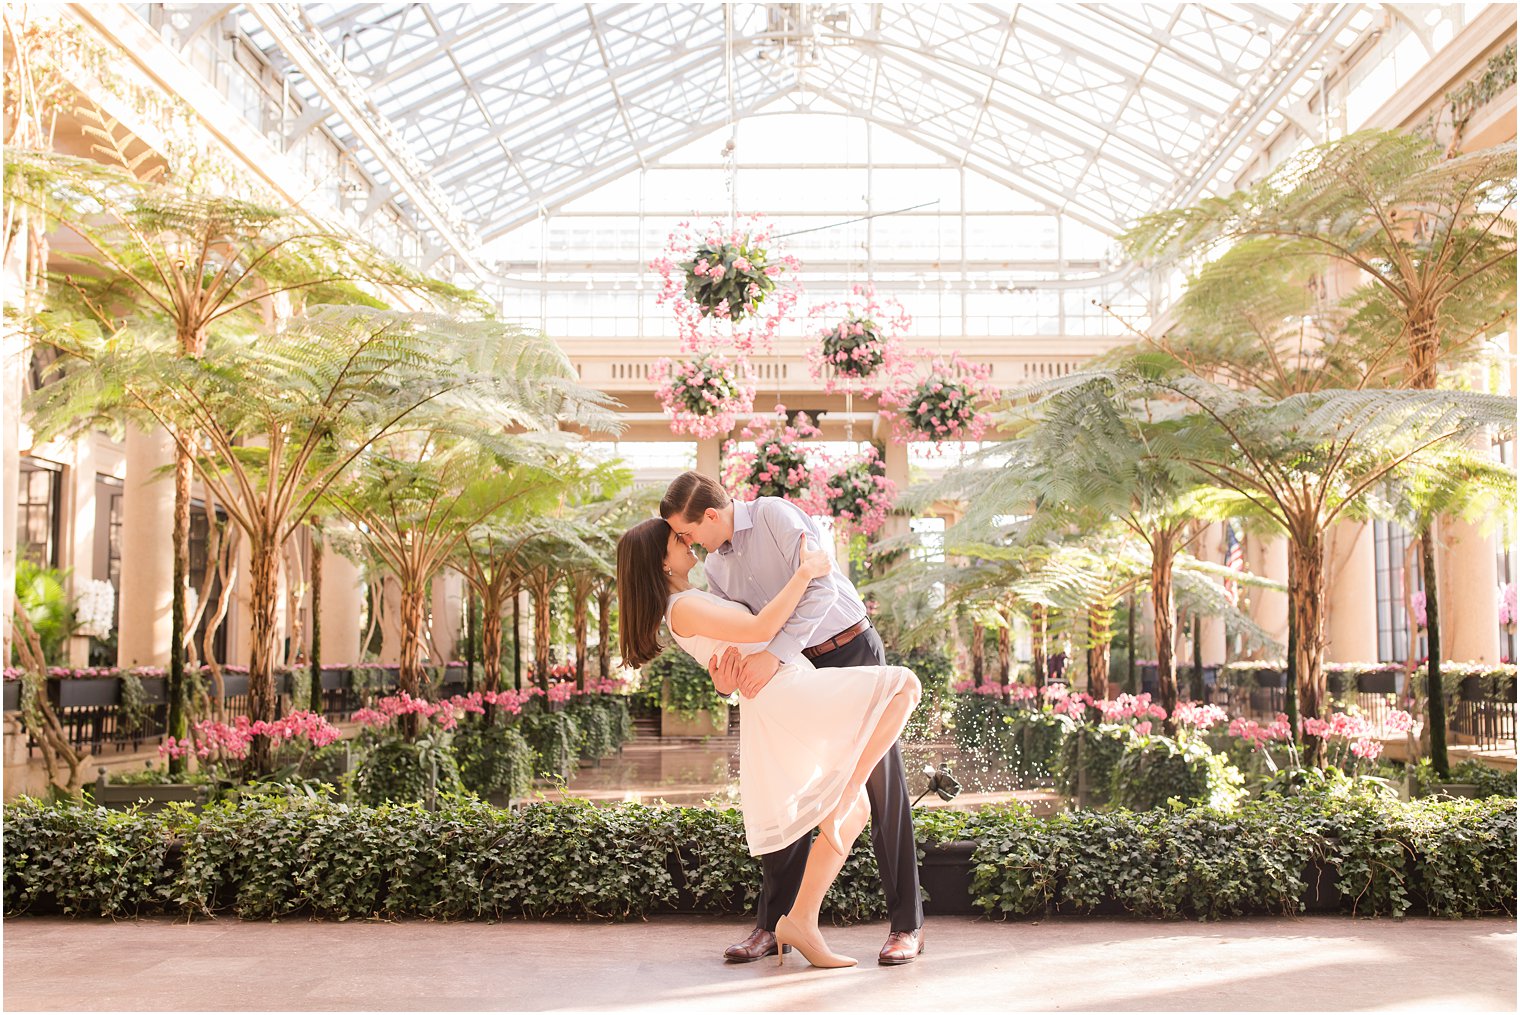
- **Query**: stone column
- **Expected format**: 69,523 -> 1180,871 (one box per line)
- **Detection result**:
225,532 -> 254,667
696,437 -> 722,479
1245,533 -> 1289,654
1197,522 -> 1228,665
1325,520 -> 1378,663
881,438 -> 910,541
318,536 -> 364,666
1437,513 -> 1501,663
64,437 -> 97,666
378,575 -> 402,665
116,424 -> 174,667
430,570 -> 463,663
1,323 -> 25,667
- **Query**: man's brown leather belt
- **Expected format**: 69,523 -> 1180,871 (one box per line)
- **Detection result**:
802,618 -> 870,660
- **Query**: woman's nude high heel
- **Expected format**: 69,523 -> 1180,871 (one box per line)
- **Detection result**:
774,914 -> 857,969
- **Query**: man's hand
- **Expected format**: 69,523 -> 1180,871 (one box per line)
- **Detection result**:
708,646 -> 743,695
737,650 -> 782,700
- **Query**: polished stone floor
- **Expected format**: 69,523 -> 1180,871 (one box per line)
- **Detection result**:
3,914 -> 1513,1011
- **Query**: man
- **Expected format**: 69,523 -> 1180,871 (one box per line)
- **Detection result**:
659,470 -> 924,965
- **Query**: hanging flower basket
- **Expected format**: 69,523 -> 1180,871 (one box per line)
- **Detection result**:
821,315 -> 886,378
653,354 -> 755,439
722,408 -> 829,514
823,446 -> 897,537
880,355 -> 998,446
650,217 -> 800,354
806,285 -> 914,395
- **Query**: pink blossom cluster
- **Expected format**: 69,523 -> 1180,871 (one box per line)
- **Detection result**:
806,285 -> 916,395
652,354 -> 757,439
721,407 -> 832,515
1096,692 -> 1170,724
877,354 -> 1000,449
1227,713 -> 1293,748
1500,582 -> 1516,627
353,689 -> 532,732
822,445 -> 897,537
1411,590 -> 1428,629
159,710 -> 340,761
649,218 -> 800,356
951,679 -> 1009,698
1171,701 -> 1228,730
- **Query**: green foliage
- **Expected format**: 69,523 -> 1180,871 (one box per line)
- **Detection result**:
1054,722 -> 1132,805
886,645 -> 955,742
643,648 -> 725,720
351,736 -> 463,807
999,710 -> 1066,783
568,696 -> 631,761
116,670 -> 150,734
949,693 -> 1005,755
12,561 -> 73,664
1112,733 -> 1245,812
452,722 -> 535,801
519,712 -> 583,780
4,796 -> 1513,922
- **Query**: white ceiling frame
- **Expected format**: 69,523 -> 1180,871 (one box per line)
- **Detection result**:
244,2 -> 489,278
430,37 -> 777,184
374,7 -> 640,120
852,37 -> 1178,182
477,91 -> 784,241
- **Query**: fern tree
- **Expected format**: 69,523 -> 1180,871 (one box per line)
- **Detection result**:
940,381 -> 1215,718
1117,366 -> 1514,763
7,150 -> 467,771
1125,130 -> 1516,392
1378,445 -> 1517,775
28,306 -> 574,770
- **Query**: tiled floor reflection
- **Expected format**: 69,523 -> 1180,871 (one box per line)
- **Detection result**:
552,726 -> 1065,815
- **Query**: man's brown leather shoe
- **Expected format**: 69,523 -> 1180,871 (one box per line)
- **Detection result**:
878,928 -> 924,965
724,927 -> 792,963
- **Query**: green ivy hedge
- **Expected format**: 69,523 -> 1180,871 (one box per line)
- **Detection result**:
4,795 -> 1512,922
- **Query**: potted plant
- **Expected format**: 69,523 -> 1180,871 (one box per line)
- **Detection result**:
645,648 -> 729,738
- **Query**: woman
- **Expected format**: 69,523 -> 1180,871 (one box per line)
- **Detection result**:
617,517 -> 921,969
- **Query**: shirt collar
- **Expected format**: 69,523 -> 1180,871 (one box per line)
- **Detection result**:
717,500 -> 755,555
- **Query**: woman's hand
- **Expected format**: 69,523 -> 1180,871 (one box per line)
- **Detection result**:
797,533 -> 832,580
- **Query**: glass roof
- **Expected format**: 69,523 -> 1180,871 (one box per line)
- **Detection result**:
239,3 -> 1378,250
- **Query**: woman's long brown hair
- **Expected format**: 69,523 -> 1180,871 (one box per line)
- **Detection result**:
616,517 -> 673,668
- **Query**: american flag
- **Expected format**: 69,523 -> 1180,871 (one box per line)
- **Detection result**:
1224,520 -> 1244,606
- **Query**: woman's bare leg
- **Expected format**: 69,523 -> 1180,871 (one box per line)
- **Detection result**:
782,789 -> 870,945
821,672 -> 921,853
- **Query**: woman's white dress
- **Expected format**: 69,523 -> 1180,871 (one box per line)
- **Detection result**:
666,588 -> 915,856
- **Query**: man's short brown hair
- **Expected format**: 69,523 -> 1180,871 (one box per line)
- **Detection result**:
660,471 -> 730,523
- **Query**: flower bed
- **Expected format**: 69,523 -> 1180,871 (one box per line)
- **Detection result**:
3,795 -> 1512,921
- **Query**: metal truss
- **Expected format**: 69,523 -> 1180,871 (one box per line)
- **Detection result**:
229,2 -> 1376,263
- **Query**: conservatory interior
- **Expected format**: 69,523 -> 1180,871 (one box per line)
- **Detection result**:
1,3 -> 1517,1012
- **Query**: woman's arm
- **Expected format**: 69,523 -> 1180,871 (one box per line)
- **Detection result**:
670,534 -> 831,645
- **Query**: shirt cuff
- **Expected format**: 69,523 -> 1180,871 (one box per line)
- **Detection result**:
767,631 -> 805,663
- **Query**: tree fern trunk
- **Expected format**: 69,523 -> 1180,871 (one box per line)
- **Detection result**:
481,589 -> 504,695
533,571 -> 552,690
1289,529 -> 1328,766
512,589 -> 522,691
1151,532 -> 1179,723
997,616 -> 1011,685
573,587 -> 589,690
596,586 -> 613,681
399,582 -> 427,739
1126,594 -> 1137,693
1031,603 -> 1047,684
1087,602 -> 1112,699
971,621 -> 985,686
247,537 -> 280,773
309,520 -> 323,715
1191,613 -> 1204,702
167,438 -> 191,776
1421,522 -> 1449,778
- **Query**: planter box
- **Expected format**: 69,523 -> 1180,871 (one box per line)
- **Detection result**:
3,681 -> 19,712
319,668 -> 350,691
136,676 -> 167,705
220,674 -> 250,697
1254,669 -> 1286,689
92,768 -> 211,812
1357,669 -> 1399,694
661,704 -> 728,738
919,840 -> 979,916
49,676 -> 120,709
